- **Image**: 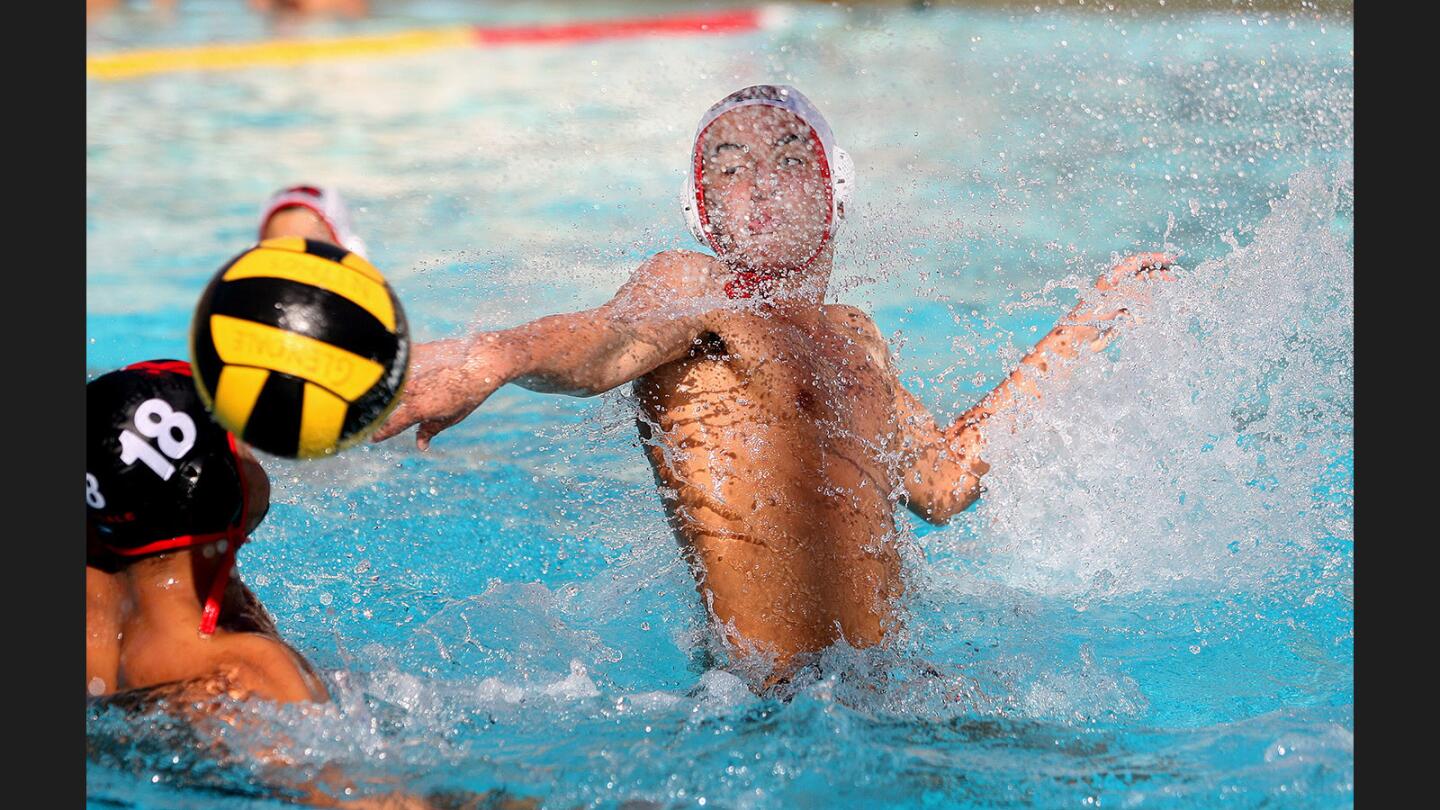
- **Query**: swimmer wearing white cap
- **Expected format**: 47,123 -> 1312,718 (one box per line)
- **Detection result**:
259,184 -> 369,258
375,85 -> 1174,691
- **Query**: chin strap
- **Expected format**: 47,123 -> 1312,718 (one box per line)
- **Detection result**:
724,270 -> 778,299
722,232 -> 831,300
106,529 -> 244,637
200,433 -> 252,637
199,539 -> 239,636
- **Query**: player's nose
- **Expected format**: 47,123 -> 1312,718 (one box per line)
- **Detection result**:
751,170 -> 778,199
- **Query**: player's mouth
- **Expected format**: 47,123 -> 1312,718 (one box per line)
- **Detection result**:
746,210 -> 775,235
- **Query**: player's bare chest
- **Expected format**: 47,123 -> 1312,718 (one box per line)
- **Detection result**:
638,312 -> 891,428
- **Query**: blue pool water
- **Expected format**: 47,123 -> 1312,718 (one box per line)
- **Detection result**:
87,2 -> 1353,807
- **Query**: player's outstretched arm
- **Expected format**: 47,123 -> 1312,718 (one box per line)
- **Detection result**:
372,250 -> 728,450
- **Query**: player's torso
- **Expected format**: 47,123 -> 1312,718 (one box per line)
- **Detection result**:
633,304 -> 904,663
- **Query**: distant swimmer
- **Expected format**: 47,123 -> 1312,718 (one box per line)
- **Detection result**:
89,0 -> 366,26
259,184 -> 370,257
373,85 -> 1174,690
248,0 -> 370,19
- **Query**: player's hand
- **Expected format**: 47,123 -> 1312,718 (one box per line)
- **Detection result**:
1073,251 -> 1179,327
1095,251 -> 1177,292
1062,252 -> 1179,350
370,337 -> 512,451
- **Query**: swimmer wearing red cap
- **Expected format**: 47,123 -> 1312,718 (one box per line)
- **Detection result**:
374,85 -> 1174,690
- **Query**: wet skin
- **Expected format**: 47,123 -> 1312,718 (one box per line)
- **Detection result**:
373,104 -> 1174,687
261,205 -> 337,245
86,443 -> 326,704
696,106 -> 833,273
636,301 -> 907,670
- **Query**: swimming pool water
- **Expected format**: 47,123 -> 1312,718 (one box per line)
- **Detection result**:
87,2 -> 1353,807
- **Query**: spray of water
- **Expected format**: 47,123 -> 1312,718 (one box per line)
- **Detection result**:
920,166 -> 1352,602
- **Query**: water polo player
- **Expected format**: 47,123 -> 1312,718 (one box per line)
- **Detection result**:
86,359 -> 326,704
259,184 -> 369,257
373,85 -> 1174,690
87,360 -> 533,810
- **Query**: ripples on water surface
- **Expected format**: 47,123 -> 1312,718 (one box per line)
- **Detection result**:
87,2 -> 1352,807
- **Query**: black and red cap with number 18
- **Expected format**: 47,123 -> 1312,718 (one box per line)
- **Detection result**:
86,359 -> 252,634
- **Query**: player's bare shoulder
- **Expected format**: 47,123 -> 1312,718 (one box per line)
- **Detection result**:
617,250 -> 729,308
822,304 -> 892,370
611,251 -> 741,358
213,634 -> 329,703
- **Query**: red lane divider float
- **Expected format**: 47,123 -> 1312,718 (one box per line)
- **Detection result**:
472,7 -> 764,46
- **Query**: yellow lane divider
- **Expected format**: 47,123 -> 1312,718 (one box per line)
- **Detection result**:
87,26 -> 473,81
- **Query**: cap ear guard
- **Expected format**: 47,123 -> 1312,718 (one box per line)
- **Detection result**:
831,147 -> 855,219
681,171 -> 709,245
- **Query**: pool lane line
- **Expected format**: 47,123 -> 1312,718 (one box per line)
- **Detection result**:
87,7 -> 771,81
469,7 -> 763,45
86,27 -> 473,81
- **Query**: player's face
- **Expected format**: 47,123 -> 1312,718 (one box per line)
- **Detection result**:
261,205 -> 336,245
698,106 -> 831,272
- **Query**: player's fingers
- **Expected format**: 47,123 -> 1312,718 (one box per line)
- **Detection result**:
371,403 -> 414,443
416,416 -> 456,452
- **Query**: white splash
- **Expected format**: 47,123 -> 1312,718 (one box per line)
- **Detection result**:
932,167 -> 1353,598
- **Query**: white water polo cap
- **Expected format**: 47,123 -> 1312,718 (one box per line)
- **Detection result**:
682,85 -> 855,256
259,185 -> 369,259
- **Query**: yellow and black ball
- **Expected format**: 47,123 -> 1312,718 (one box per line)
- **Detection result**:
190,237 -> 410,459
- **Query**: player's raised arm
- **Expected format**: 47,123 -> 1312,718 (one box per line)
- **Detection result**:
893,253 -> 1177,524
372,250 -> 729,449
